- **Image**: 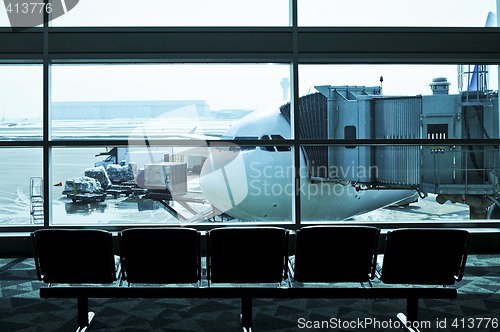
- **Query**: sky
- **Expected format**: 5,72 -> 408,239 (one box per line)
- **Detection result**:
0,1 -> 498,119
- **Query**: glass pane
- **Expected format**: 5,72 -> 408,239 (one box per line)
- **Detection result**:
52,142 -> 293,225
52,146 -> 176,225
51,0 -> 290,27
298,64 -> 500,140
299,64 -> 500,96
299,0 -> 497,27
299,64 -> 500,222
51,64 -> 290,140
0,147 -> 43,226
0,65 -> 43,140
300,144 -> 500,222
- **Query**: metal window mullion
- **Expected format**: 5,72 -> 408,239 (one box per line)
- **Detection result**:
291,0 -> 301,227
42,0 -> 50,227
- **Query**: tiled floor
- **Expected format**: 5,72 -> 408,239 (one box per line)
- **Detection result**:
0,255 -> 499,331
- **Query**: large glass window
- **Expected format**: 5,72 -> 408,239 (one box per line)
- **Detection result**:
299,143 -> 499,222
50,63 -> 292,225
50,0 -> 290,27
300,64 -> 500,97
51,64 -> 290,140
299,0 -> 497,27
1,1 -> 499,231
45,63 -> 500,224
297,64 -> 500,222
200,142 -> 294,223
0,147 -> 43,226
0,65 -> 43,140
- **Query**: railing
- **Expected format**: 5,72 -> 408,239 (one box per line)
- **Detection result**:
30,177 -> 44,224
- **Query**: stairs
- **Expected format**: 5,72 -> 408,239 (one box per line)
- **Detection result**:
30,177 -> 44,224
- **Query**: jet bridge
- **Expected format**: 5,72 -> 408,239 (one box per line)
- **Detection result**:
285,77 -> 500,218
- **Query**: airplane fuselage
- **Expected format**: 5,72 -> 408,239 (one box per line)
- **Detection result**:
200,109 -> 414,221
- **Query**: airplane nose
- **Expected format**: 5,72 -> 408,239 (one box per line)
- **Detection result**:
200,147 -> 249,214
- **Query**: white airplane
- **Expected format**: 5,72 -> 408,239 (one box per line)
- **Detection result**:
199,106 -> 416,221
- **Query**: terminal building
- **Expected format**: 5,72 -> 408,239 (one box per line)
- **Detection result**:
52,100 -> 210,120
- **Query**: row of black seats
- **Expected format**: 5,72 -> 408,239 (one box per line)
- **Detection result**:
31,226 -> 471,288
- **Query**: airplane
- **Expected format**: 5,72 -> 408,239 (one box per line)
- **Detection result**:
199,104 -> 416,221
198,11 -> 497,222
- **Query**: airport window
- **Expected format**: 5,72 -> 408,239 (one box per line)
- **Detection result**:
0,1 -> 498,230
298,63 -> 500,222
0,147 -> 43,226
298,0 -> 497,27
299,64 -> 499,141
51,64 -> 290,141
0,65 -> 43,141
300,143 -> 500,222
50,0 -> 290,27
344,126 -> 356,149
50,140 -> 294,225
259,135 -> 275,152
51,145 -> 221,225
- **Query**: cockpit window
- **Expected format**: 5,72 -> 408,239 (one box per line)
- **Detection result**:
229,136 -> 257,151
271,135 -> 291,151
260,135 -> 275,151
215,136 -> 234,151
218,135 -> 290,152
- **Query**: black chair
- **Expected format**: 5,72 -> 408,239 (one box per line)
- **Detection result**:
32,228 -> 118,331
31,228 -> 117,285
119,227 -> 201,285
206,226 -> 289,331
379,228 -> 471,285
206,226 -> 289,285
379,228 -> 471,330
292,225 -> 381,283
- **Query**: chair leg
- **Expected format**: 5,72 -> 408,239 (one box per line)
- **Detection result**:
406,297 -> 419,322
241,297 -> 252,332
395,297 -> 421,332
76,297 -> 95,332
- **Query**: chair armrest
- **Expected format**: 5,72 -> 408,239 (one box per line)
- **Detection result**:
30,232 -> 43,281
455,233 -> 471,282
287,256 -> 295,279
